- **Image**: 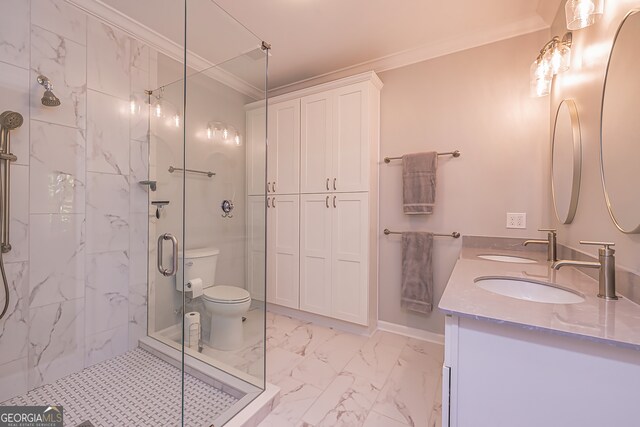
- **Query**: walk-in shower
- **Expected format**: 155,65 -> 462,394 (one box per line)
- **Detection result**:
0,0 -> 271,425
0,111 -> 23,319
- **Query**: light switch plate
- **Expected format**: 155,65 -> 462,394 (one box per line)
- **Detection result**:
506,213 -> 526,229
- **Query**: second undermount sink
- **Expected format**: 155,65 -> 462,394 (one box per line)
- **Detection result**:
477,254 -> 537,264
475,276 -> 585,304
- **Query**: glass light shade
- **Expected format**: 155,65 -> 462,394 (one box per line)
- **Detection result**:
544,43 -> 571,75
530,60 -> 552,97
152,100 -> 164,118
565,0 -> 604,30
129,93 -> 144,116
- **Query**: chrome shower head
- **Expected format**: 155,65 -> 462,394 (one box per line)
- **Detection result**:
0,111 -> 23,130
37,75 -> 61,107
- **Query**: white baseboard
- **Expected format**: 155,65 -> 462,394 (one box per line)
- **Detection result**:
267,303 -> 376,337
377,321 -> 445,345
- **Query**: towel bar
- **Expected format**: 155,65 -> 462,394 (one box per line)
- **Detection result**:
168,166 -> 215,177
384,150 -> 461,163
384,228 -> 460,238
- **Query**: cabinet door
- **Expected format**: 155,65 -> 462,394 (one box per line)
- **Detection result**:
301,92 -> 333,194
299,194 -> 333,316
246,107 -> 267,196
268,194 -> 300,309
331,192 -> 369,325
332,84 -> 370,193
247,196 -> 266,301
268,99 -> 300,194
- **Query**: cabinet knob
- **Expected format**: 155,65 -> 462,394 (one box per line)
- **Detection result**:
272,197 -> 276,207
267,182 -> 271,193
333,178 -> 337,191
333,195 -> 337,208
326,196 -> 329,208
266,197 -> 270,208
326,178 -> 330,191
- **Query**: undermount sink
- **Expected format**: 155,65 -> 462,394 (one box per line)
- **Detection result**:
477,254 -> 537,264
474,276 -> 585,304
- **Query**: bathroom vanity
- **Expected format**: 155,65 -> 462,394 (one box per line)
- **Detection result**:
439,239 -> 640,427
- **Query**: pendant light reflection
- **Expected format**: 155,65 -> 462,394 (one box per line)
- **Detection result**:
565,0 -> 604,30
530,33 -> 572,97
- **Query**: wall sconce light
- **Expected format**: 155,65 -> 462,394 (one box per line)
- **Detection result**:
206,121 -> 241,145
530,33 -> 572,97
565,0 -> 604,30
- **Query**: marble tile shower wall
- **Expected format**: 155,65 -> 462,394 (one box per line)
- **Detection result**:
0,0 -> 154,402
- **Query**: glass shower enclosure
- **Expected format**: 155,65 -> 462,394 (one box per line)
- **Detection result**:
0,0 -> 268,425
144,0 -> 270,424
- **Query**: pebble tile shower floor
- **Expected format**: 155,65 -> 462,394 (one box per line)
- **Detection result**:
2,348 -> 239,426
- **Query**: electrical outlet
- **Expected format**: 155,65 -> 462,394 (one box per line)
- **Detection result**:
506,213 -> 526,229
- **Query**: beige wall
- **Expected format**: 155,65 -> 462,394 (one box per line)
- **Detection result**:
152,53 -> 253,332
377,31 -> 551,334
548,1 -> 640,274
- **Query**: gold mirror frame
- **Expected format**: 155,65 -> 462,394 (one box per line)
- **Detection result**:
600,9 -> 640,234
551,99 -> 582,224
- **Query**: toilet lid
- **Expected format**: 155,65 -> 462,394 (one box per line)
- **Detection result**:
203,286 -> 250,303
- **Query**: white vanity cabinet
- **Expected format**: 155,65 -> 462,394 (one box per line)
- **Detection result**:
443,314 -> 640,427
246,71 -> 381,327
300,192 -> 369,324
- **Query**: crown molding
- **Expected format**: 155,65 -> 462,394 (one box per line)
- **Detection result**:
245,71 -> 382,110
269,15 -> 550,97
65,0 -> 264,100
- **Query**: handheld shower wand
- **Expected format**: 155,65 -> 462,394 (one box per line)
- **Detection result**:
0,111 -> 23,320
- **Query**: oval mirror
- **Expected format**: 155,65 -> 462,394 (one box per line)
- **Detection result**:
552,99 -> 582,224
601,10 -> 640,233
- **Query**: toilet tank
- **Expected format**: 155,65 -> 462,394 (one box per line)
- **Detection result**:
176,247 -> 220,291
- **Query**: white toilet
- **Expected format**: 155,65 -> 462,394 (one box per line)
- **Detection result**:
177,247 -> 251,351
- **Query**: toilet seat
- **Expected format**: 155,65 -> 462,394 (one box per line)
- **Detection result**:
202,286 -> 250,304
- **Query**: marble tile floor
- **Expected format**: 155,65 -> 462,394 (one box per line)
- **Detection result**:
259,312 -> 444,427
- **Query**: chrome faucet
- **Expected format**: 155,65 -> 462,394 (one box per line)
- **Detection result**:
523,229 -> 557,262
551,241 -> 618,300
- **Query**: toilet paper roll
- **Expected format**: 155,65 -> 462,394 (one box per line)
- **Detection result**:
184,312 -> 201,350
186,277 -> 203,298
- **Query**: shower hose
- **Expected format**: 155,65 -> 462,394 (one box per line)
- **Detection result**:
0,170 -> 7,320
0,251 -> 7,319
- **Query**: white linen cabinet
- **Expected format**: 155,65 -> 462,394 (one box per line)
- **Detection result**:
266,194 -> 300,309
300,83 -> 371,194
300,192 -> 369,324
246,72 -> 382,327
267,99 -> 300,195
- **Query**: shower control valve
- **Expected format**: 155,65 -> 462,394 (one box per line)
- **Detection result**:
221,200 -> 234,218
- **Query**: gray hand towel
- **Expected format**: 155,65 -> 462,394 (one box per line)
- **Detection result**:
401,232 -> 434,314
402,152 -> 437,214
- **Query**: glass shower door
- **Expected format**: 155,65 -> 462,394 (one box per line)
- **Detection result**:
146,0 -> 269,424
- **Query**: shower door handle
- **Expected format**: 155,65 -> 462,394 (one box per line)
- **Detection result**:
157,233 -> 179,277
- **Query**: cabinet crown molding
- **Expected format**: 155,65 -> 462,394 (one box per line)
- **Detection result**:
245,71 -> 383,111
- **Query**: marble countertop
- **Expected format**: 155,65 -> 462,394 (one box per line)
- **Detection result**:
439,241 -> 640,350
